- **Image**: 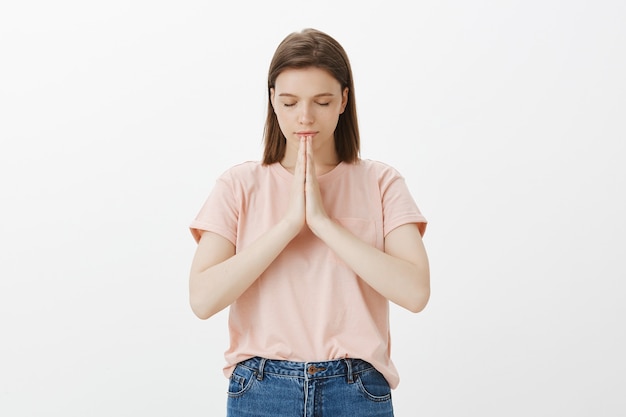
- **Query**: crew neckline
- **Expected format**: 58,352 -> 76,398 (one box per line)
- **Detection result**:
271,161 -> 348,183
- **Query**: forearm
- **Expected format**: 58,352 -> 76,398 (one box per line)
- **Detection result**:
311,219 -> 430,312
189,220 -> 298,319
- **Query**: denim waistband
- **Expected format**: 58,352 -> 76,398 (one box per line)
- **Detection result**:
238,356 -> 374,383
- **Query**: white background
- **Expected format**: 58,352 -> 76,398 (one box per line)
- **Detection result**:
1,0 -> 625,416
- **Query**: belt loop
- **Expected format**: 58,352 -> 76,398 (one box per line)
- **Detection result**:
256,358 -> 267,381
345,358 -> 354,384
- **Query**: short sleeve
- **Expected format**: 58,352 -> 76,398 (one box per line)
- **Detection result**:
379,167 -> 427,237
189,171 -> 239,245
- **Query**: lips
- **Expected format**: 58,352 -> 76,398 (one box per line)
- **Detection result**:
296,131 -> 317,138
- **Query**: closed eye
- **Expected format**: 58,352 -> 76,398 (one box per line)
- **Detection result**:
281,101 -> 329,107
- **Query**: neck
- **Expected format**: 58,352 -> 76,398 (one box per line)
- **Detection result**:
280,157 -> 340,175
314,159 -> 341,175
280,149 -> 340,173
281,141 -> 339,174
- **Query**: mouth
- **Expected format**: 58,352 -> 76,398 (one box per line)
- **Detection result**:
295,131 -> 318,139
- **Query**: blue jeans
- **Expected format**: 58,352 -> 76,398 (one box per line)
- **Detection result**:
226,356 -> 394,416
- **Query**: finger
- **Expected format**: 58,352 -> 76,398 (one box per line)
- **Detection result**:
295,137 -> 306,179
306,135 -> 313,158
305,136 -> 315,179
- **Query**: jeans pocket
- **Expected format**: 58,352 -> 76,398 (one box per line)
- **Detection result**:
355,368 -> 392,402
227,364 -> 257,398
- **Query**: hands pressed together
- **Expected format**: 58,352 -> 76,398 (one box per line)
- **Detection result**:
284,136 -> 331,237
191,136 -> 430,319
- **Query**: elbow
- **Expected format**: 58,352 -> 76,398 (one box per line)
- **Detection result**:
190,298 -> 222,320
404,269 -> 430,313
189,292 -> 224,320
190,304 -> 212,320
189,284 -> 220,320
405,289 -> 430,313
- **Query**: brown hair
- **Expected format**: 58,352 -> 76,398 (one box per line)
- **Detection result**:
262,28 -> 360,164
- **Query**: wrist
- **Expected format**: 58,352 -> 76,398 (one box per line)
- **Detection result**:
278,217 -> 304,240
308,215 -> 334,239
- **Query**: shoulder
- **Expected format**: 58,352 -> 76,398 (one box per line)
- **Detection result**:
348,159 -> 404,180
222,160 -> 264,176
218,161 -> 273,181
356,158 -> 399,171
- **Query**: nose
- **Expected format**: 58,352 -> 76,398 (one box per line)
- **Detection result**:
298,103 -> 314,125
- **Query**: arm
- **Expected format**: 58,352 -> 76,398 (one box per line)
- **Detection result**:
189,138 -> 308,320
310,220 -> 430,313
304,138 -> 430,312
189,220 -> 300,320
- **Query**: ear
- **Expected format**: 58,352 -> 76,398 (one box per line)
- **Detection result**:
340,87 -> 348,114
270,88 -> 276,111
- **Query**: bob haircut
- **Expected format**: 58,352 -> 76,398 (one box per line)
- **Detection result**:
263,28 -> 361,164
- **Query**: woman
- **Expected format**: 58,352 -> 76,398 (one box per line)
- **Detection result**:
189,28 -> 429,417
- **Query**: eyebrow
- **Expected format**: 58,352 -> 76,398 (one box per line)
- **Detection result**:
278,93 -> 335,98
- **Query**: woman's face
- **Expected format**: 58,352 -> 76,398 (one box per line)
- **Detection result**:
270,67 -> 348,160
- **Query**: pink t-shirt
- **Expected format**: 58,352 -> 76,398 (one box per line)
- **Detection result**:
190,159 -> 427,389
